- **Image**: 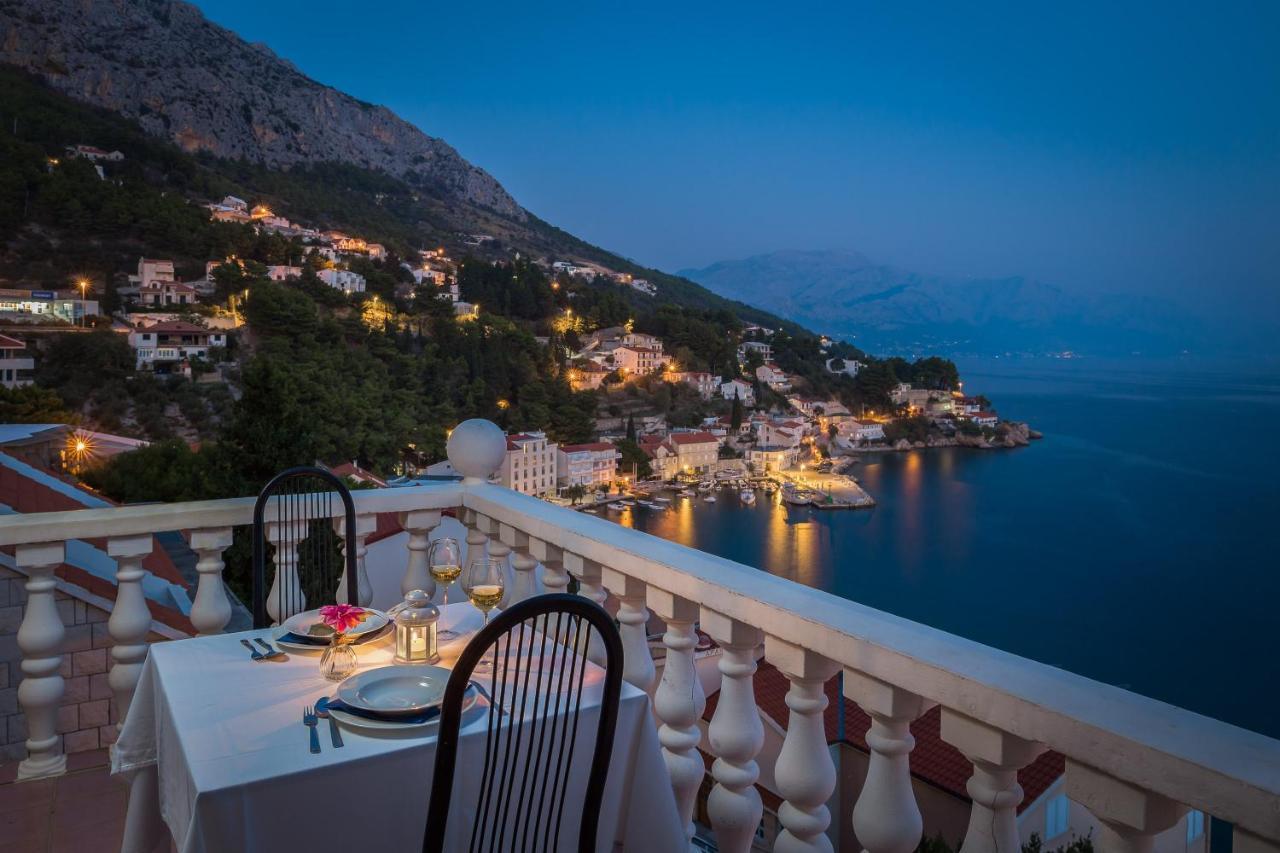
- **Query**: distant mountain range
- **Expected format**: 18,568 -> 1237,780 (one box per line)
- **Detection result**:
680,250 -> 1196,356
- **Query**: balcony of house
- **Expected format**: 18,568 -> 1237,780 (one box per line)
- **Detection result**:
0,419 -> 1278,853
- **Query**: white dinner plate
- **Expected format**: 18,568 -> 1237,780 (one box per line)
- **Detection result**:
336,664 -> 451,716
281,608 -> 388,639
328,688 -> 480,732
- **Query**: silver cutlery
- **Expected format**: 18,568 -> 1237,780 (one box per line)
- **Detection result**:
303,705 -> 320,754
239,639 -> 264,661
253,638 -> 287,660
470,681 -> 508,716
314,697 -> 343,748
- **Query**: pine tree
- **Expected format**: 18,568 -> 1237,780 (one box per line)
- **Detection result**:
626,413 -> 636,441
730,392 -> 743,432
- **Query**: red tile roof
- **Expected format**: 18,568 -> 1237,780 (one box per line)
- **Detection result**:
668,432 -> 717,445
0,334 -> 25,348
137,321 -> 215,334
703,659 -> 1063,814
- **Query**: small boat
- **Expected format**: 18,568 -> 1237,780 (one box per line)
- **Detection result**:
704,494 -> 718,503
697,481 -> 713,492
653,496 -> 671,505
740,489 -> 756,505
584,509 -> 598,514
608,502 -> 628,511
620,499 -> 636,507
679,489 -> 695,498
638,500 -> 663,510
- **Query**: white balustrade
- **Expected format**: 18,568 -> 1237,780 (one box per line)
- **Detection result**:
188,527 -> 233,636
766,638 -> 840,853
334,511 -> 376,607
463,510 -> 489,574
107,534 -> 157,742
941,710 -> 1044,853
647,589 -> 705,843
0,417 -> 1276,853
14,541 -> 67,780
484,520 -> 513,604
702,609 -> 765,853
1065,762 -> 1186,853
398,508 -> 442,598
846,670 -> 926,853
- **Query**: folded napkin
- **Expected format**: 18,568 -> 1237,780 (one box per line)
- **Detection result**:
280,623 -> 392,647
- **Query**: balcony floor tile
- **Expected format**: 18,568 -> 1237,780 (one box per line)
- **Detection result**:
0,750 -> 132,853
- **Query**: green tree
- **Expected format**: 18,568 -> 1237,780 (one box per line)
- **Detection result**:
0,386 -> 74,423
730,393 -> 744,432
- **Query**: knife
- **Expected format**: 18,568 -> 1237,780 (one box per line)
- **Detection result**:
315,697 -> 344,748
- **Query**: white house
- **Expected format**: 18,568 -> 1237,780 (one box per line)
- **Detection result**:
0,334 -> 34,389
838,419 -> 885,443
611,345 -> 665,376
128,321 -> 227,370
266,265 -> 303,281
720,379 -> 754,405
133,258 -> 176,289
970,411 -> 999,427
755,364 -> 791,392
557,442 -> 621,490
317,268 -> 366,294
500,432 -> 559,498
759,419 -> 806,449
667,432 -> 720,474
138,280 -> 196,307
668,371 -> 719,400
825,357 -> 862,377
638,436 -> 678,480
738,341 -> 772,363
747,444 -> 799,474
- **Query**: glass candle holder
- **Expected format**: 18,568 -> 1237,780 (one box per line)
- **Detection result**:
394,589 -> 440,664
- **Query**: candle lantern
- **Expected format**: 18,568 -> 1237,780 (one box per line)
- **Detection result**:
393,589 -> 440,664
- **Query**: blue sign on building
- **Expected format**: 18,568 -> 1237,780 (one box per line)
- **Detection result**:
31,290 -> 56,300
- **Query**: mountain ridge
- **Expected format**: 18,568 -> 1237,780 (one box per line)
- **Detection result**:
680,249 -> 1195,356
0,0 -> 523,217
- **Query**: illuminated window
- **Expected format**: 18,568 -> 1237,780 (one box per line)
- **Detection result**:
1045,794 -> 1069,839
1186,810 -> 1204,842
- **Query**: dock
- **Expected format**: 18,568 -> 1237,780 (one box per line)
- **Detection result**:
774,471 -> 876,509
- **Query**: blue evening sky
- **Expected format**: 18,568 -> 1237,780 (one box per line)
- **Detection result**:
194,1 -> 1279,324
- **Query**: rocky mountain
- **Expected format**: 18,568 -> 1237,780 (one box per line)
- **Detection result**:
0,0 -> 522,217
681,250 -> 1195,356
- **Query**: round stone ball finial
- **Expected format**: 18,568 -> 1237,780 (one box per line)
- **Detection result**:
446,419 -> 506,482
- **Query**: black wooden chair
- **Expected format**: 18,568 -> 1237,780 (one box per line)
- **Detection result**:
251,466 -> 358,629
424,593 -> 625,853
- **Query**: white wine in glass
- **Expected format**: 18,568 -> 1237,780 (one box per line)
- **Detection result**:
463,554 -> 506,672
428,538 -> 462,641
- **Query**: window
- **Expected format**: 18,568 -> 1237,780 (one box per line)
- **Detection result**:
1045,794 -> 1069,839
1186,810 -> 1204,843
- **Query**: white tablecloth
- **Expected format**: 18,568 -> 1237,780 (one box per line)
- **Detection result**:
112,604 -> 683,852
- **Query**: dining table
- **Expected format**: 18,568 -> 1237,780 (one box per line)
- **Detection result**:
111,602 -> 685,853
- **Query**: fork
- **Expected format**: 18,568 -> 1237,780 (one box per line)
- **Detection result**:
303,705 -> 320,754
239,639 -> 264,661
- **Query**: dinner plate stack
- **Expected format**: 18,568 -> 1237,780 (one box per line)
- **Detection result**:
327,665 -> 478,731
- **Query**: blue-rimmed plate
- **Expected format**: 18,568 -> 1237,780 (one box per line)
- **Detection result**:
337,664 -> 449,716
327,685 -> 480,731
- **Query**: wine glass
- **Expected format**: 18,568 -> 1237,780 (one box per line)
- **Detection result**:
428,537 -> 462,641
463,554 -> 506,672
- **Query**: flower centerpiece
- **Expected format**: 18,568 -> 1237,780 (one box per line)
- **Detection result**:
316,604 -> 369,681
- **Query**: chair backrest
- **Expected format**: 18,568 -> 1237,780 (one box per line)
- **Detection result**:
251,466 -> 358,628
424,593 -> 625,853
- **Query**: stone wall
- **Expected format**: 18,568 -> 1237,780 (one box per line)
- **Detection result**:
0,565 -> 168,764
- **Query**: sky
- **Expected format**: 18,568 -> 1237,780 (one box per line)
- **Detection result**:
194,1 -> 1280,327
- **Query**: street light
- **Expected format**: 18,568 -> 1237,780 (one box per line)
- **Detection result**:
77,279 -> 89,328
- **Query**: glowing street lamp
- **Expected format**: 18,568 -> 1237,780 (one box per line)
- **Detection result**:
77,279 -> 89,328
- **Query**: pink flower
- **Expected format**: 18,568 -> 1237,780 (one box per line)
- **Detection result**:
319,604 -> 367,635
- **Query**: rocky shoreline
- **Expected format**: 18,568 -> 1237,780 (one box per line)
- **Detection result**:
848,422 -> 1043,454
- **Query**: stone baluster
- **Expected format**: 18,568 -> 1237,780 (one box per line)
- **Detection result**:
845,670 -> 926,853
529,537 -> 568,596
701,610 -> 765,853
480,517 -> 513,604
265,517 -> 308,624
334,511 -> 376,607
499,523 -> 541,606
1065,762 -> 1186,853
463,509 -> 489,578
601,567 -> 655,692
940,710 -> 1044,853
647,589 -> 705,842
107,535 -> 155,741
398,509 -> 442,599
188,527 -> 233,636
767,638 -> 840,853
15,542 -> 67,781
563,552 -> 609,664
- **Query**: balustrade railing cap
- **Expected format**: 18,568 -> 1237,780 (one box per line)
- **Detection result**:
446,418 -> 506,482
